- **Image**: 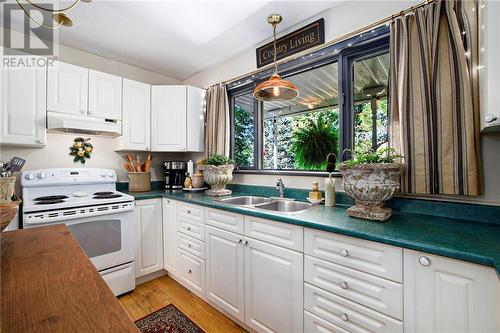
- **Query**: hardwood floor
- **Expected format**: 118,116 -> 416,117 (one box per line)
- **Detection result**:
119,275 -> 247,333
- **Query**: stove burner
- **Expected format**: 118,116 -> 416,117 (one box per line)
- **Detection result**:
93,191 -> 115,196
93,194 -> 122,199
34,199 -> 66,205
34,195 -> 69,201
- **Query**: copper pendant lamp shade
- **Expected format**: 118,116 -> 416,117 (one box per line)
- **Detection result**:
253,14 -> 299,102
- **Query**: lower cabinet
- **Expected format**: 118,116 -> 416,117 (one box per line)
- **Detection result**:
177,248 -> 205,298
134,199 -> 163,278
404,250 -> 499,333
162,198 -> 178,276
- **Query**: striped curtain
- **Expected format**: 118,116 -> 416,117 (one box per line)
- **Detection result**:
389,0 -> 480,195
205,84 -> 230,157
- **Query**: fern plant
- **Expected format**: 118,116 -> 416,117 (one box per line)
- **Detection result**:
291,115 -> 339,170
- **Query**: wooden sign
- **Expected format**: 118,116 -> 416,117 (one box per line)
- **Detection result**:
256,18 -> 325,68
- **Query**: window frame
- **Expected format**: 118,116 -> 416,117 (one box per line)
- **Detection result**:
228,32 -> 390,175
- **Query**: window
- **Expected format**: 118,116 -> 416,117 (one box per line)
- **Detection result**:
229,30 -> 389,173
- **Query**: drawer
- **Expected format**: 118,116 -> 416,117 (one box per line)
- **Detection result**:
245,216 -> 303,252
177,217 -> 205,241
305,256 -> 402,320
304,283 -> 403,333
177,249 -> 205,297
206,208 -> 244,234
305,229 -> 402,282
304,310 -> 349,333
178,232 -> 205,259
178,202 -> 204,222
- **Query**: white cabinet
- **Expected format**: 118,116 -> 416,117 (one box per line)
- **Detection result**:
205,226 -> 245,321
404,250 -> 499,333
115,79 -> 150,151
89,70 -> 122,120
186,85 -> 205,152
1,64 -> 46,146
134,199 -> 163,278
151,85 -> 205,152
47,61 -> 88,115
178,248 -> 205,298
162,198 -> 178,276
151,85 -> 186,151
245,238 -> 303,333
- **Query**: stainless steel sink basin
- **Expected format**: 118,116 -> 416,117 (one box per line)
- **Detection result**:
218,196 -> 274,206
254,200 -> 313,214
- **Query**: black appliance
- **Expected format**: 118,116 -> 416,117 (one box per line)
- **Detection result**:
162,161 -> 187,189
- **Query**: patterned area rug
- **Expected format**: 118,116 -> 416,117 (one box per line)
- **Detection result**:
135,304 -> 205,333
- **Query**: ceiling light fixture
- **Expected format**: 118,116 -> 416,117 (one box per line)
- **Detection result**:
15,0 -> 91,29
253,14 -> 299,102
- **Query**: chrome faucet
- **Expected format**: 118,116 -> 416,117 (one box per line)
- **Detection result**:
276,178 -> 285,198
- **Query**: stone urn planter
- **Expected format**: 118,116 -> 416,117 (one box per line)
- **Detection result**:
203,164 -> 234,196
339,163 -> 405,221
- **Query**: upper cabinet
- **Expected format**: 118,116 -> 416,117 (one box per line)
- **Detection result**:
115,79 -> 151,151
89,70 -> 122,120
47,61 -> 88,116
1,64 -> 47,147
151,85 -> 205,152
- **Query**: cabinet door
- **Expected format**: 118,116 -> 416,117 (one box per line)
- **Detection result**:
89,70 -> 122,120
116,79 -> 150,151
1,65 -> 46,146
245,238 -> 303,333
135,199 -> 163,278
47,61 -> 88,115
151,85 -> 186,151
162,198 -> 178,276
206,226 -> 245,321
186,85 -> 205,152
404,250 -> 499,333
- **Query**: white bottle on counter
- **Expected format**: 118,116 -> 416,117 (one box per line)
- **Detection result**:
325,176 -> 335,207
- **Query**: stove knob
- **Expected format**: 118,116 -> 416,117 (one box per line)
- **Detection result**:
25,173 -> 35,180
37,172 -> 47,179
99,170 -> 106,177
107,170 -> 115,177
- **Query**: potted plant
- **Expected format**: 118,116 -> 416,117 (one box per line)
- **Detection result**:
200,154 -> 235,196
339,147 -> 404,222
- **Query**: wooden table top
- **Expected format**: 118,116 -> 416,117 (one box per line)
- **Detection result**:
1,224 -> 140,333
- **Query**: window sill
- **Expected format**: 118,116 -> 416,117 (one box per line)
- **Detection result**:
233,169 -> 342,178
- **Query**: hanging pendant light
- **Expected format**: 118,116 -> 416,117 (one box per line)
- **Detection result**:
253,14 -> 299,102
15,0 -> 91,29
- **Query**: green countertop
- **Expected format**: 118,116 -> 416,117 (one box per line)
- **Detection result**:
125,189 -> 500,275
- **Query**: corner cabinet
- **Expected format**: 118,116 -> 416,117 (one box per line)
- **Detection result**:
404,250 -> 499,333
1,63 -> 46,147
151,85 -> 205,152
134,199 -> 164,278
115,79 -> 151,151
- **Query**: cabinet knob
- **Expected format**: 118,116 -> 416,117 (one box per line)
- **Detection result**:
419,256 -> 431,266
188,269 -> 192,274
186,227 -> 191,231
89,111 -> 94,115
186,210 -> 191,214
36,139 -> 45,144
340,249 -> 349,257
237,239 -> 243,244
244,240 -> 248,246
187,243 -> 192,247
166,200 -> 170,204
340,281 -> 348,289
340,313 -> 348,322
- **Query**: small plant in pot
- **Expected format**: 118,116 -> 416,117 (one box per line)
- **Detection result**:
339,147 -> 404,222
200,154 -> 235,197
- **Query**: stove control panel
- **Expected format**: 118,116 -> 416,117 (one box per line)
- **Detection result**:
21,168 -> 117,187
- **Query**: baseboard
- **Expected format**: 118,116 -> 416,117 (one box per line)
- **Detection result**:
136,269 -> 168,286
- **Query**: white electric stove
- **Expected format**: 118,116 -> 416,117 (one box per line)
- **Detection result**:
21,168 -> 136,296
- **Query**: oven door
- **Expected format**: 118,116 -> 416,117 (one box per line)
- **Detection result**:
64,209 -> 134,271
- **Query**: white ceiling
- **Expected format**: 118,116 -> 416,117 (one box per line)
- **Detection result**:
2,0 -> 342,80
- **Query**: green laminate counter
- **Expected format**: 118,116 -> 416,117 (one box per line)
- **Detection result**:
125,189 -> 500,275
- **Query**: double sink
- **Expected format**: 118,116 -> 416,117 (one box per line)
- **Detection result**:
216,196 -> 314,215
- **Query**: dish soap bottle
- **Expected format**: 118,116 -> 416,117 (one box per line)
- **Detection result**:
309,181 -> 322,202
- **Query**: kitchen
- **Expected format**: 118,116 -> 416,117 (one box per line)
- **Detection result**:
1,1 -> 500,333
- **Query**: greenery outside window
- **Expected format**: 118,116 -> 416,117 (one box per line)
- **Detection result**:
229,31 -> 390,174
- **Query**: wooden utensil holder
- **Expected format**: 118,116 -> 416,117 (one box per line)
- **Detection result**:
128,172 -> 151,192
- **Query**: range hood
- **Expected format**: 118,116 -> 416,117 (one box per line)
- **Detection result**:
47,112 -> 122,137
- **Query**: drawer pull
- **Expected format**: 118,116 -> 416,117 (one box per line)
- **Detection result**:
237,239 -> 243,244
340,313 -> 348,322
187,227 -> 191,231
340,249 -> 349,257
186,210 -> 191,214
244,240 -> 248,246
188,269 -> 192,274
187,243 -> 192,247
340,281 -> 348,289
419,256 -> 431,266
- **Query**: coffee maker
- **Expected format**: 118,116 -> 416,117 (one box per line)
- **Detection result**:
162,161 -> 187,189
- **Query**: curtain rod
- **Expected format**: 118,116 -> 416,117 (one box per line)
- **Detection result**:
218,0 -> 436,87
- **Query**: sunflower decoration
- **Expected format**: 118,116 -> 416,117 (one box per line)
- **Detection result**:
69,137 -> 93,164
